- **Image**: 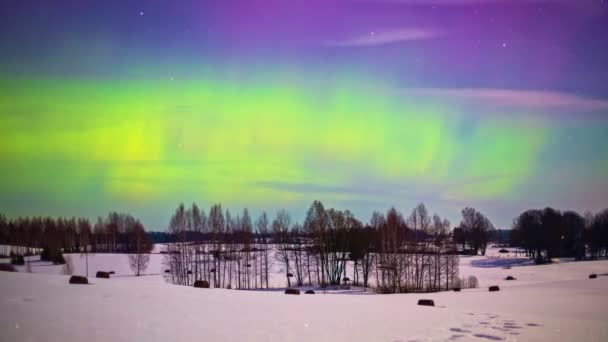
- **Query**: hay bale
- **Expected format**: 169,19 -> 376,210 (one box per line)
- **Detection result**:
193,280 -> 210,288
505,276 -> 516,280
96,271 -> 110,279
0,264 -> 17,272
69,275 -> 88,284
285,288 -> 300,295
453,287 -> 461,292
589,274 -> 597,279
489,286 -> 500,292
417,299 -> 435,307
305,290 -> 315,294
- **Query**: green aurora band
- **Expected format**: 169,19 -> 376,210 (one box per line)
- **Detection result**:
0,72 -> 549,227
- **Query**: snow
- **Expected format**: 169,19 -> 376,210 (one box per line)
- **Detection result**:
1,248 -> 607,341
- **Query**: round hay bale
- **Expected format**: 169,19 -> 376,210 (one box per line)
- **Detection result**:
417,299 -> 435,306
96,271 -> 110,279
305,290 -> 315,294
285,288 -> 300,295
0,264 -> 17,272
453,287 -> 461,292
193,280 -> 210,288
489,285 -> 500,292
505,276 -> 516,280
589,274 -> 597,279
69,275 -> 88,284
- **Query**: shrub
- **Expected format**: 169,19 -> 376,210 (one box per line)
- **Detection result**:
589,274 -> 597,279
417,299 -> 435,306
489,286 -> 500,292
69,275 -> 88,284
499,249 -> 509,253
40,247 -> 51,261
193,280 -> 210,288
505,276 -> 516,280
305,290 -> 315,294
0,264 -> 17,272
10,254 -> 24,265
467,275 -> 479,288
453,288 -> 461,292
96,271 -> 110,279
285,288 -> 300,295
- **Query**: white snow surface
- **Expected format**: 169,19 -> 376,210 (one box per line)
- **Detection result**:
1,247 -> 607,341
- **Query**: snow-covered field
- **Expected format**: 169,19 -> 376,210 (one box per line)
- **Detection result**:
1,248 -> 607,341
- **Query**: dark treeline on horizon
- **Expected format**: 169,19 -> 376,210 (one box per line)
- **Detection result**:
2,203 -> 607,277
512,207 -> 608,263
0,212 -> 153,263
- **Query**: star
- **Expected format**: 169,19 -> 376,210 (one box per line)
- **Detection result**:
502,42 -> 507,48
139,11 -> 144,16
370,31 -> 375,36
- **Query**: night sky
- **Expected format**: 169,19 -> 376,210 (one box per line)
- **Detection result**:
1,0 -> 607,229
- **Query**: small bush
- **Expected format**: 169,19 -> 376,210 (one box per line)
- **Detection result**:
589,274 -> 597,279
0,264 -> 17,272
193,280 -> 210,288
96,271 -> 110,279
69,275 -> 88,284
164,269 -> 171,273
505,276 -> 516,280
467,275 -> 479,288
499,249 -> 509,253
10,254 -> 24,265
285,288 -> 300,295
489,286 -> 500,292
453,288 -> 461,292
305,290 -> 315,294
417,299 -> 435,306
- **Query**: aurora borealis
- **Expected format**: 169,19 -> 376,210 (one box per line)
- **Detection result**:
1,1 -> 607,229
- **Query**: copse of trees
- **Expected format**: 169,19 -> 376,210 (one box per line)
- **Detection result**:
0,212 -> 153,263
164,201 -> 463,294
452,207 -> 495,256
511,208 -> 608,263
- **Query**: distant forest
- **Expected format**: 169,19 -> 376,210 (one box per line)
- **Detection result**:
1,203 -> 607,291
0,213 -> 153,264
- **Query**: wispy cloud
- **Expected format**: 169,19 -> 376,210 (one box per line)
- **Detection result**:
362,0 -> 569,5
325,28 -> 442,47
401,88 -> 608,112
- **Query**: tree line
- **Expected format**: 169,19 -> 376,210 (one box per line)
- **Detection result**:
163,201 -> 493,293
511,207 -> 608,263
0,212 -> 153,263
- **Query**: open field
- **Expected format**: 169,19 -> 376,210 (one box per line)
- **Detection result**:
1,247 -> 607,341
